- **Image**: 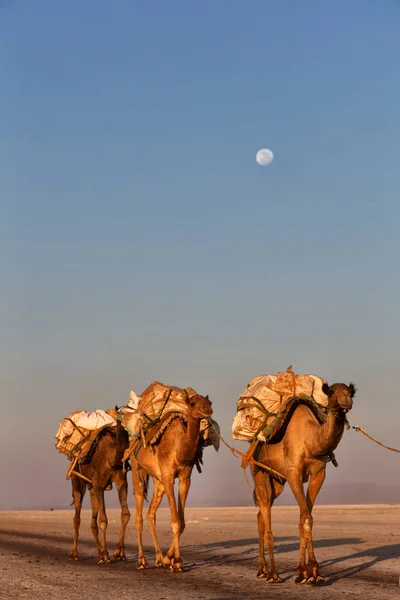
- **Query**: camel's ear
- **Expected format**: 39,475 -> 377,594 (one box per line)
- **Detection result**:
204,395 -> 209,401
322,382 -> 334,397
348,383 -> 356,398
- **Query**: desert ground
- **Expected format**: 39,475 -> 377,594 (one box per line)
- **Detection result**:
0,505 -> 398,600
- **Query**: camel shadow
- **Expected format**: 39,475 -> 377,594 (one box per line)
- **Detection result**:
277,537 -> 363,554
0,528 -> 206,570
320,543 -> 400,585
3,527 -> 390,585
189,536 -> 294,550
0,528 -> 142,565
188,535 -> 362,552
180,536 -> 363,575
181,536 -> 396,586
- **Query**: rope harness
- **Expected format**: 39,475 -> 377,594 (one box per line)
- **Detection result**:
64,420 -> 119,486
214,428 -> 286,489
63,387 -> 399,493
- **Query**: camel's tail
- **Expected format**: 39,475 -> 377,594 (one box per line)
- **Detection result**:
253,489 -> 258,507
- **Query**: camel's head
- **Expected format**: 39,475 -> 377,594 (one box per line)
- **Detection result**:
186,393 -> 213,420
322,382 -> 356,413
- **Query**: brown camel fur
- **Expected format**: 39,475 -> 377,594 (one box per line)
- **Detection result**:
131,392 -> 213,572
252,382 -> 356,584
69,419 -> 131,564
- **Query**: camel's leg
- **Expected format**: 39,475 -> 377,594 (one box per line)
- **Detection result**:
113,470 -> 131,561
304,468 -> 326,582
306,467 -> 326,513
162,476 -> 183,573
256,509 -> 268,578
93,485 -> 110,564
253,468 -> 268,578
287,472 -> 320,584
164,470 -> 192,570
254,472 -> 282,583
177,472 -> 191,535
89,486 -> 102,557
146,478 -> 165,567
132,464 -> 149,569
69,476 -> 86,560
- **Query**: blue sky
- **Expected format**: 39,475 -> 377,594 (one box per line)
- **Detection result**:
1,0 -> 400,509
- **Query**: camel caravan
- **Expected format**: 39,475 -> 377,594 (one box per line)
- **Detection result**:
56,382 -> 220,570
55,367 -> 356,584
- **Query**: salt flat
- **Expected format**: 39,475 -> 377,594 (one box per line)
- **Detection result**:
0,505 -> 398,599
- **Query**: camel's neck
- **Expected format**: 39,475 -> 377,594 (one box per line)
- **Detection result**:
179,414 -> 202,462
312,409 -> 347,456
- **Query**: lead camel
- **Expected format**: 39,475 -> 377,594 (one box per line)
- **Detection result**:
252,382 -> 356,584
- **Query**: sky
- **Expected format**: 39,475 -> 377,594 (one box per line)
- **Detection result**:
1,0 -> 400,510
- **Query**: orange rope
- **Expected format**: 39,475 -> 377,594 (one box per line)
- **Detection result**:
347,412 -> 400,453
215,430 -> 286,487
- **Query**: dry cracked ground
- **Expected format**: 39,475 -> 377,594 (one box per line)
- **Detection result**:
0,505 -> 398,600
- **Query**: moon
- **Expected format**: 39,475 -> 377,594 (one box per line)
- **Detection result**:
256,148 -> 274,166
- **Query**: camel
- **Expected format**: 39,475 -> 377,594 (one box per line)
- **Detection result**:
251,381 -> 356,584
69,418 -> 131,564
130,391 -> 213,572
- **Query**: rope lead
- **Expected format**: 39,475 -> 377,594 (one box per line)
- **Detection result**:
347,412 -> 400,453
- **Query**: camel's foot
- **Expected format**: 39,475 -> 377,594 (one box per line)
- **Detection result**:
256,565 -> 282,583
295,564 -> 324,585
97,552 -> 111,565
113,547 -> 126,561
295,566 -> 309,584
136,556 -> 149,570
169,562 -> 183,573
155,553 -> 164,568
68,551 -> 79,561
306,560 -> 324,583
256,565 -> 269,579
265,572 -> 283,584
165,557 -> 183,573
302,576 -> 324,585
163,555 -> 171,568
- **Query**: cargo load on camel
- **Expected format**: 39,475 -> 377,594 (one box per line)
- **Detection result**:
232,366 -> 329,443
55,409 -> 119,482
119,382 -> 220,460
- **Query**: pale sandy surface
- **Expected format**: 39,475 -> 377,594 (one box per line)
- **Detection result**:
0,505 -> 398,600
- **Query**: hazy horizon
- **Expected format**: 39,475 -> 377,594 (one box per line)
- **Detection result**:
2,1 -> 400,510
2,483 -> 400,512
